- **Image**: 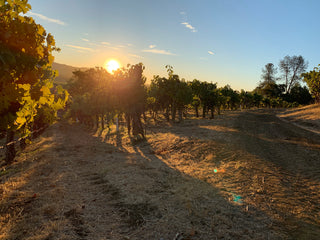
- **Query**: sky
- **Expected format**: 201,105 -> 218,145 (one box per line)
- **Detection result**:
26,0 -> 320,91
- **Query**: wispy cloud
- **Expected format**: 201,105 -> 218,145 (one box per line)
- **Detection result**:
28,11 -> 65,25
101,42 -> 110,45
208,51 -> 214,55
88,42 -> 102,47
149,45 -> 156,49
129,54 -> 144,59
142,49 -> 176,56
81,38 -> 89,42
179,11 -> 197,33
127,43 -> 133,47
65,44 -> 94,52
181,22 -> 197,33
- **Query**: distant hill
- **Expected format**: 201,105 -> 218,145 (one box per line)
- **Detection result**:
52,62 -> 86,85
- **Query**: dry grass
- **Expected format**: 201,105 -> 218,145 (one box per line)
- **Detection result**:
278,104 -> 320,121
278,103 -> 320,134
1,108 -> 320,239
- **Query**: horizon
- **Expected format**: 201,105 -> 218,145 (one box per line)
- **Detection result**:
27,0 -> 320,91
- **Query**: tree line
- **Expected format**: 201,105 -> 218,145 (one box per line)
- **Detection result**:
65,57 -> 319,136
255,56 -> 312,105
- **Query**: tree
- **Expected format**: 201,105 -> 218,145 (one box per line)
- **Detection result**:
201,82 -> 216,118
302,65 -> 320,103
220,85 -> 239,110
0,0 -> 67,163
279,55 -> 308,93
283,83 -> 312,105
254,81 -> 283,99
189,79 -> 202,117
191,96 -> 200,117
261,63 -> 277,83
149,76 -> 171,121
149,66 -> 192,122
253,92 -> 263,108
115,63 -> 146,137
175,79 -> 192,122
67,67 -> 114,129
239,90 -> 253,109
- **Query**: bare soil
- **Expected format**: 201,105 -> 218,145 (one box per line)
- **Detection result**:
1,108 -> 320,240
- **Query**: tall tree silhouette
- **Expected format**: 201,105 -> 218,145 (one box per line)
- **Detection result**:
279,55 -> 308,93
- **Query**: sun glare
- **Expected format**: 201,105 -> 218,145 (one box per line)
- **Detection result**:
105,60 -> 120,74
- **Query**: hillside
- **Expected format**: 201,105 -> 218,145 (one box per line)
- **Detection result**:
278,104 -> 320,134
52,62 -> 86,85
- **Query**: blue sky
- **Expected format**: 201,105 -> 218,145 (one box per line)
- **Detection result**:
26,0 -> 320,91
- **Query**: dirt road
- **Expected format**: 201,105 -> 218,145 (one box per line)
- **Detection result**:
1,109 -> 320,239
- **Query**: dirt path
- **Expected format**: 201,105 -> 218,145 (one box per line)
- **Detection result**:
1,109 -> 320,239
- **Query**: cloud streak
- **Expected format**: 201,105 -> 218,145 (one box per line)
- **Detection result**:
149,45 -> 156,49
208,51 -> 214,55
65,44 -> 94,52
28,11 -> 65,25
142,49 -> 176,56
129,54 -> 144,59
88,42 -> 101,47
81,38 -> 89,42
181,22 -> 197,32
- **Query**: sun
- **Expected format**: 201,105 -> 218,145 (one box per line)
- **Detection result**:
105,60 -> 120,74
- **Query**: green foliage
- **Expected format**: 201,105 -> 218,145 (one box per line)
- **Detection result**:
283,83 -> 312,105
0,0 -> 67,133
302,65 -> 320,103
0,0 -> 68,163
149,66 -> 192,121
116,63 -> 146,114
191,96 -> 201,109
253,92 -> 263,108
261,63 -> 278,83
255,81 -> 283,99
257,58 -> 313,106
239,90 -> 254,109
67,67 -> 114,125
67,63 -> 147,136
220,85 -> 240,110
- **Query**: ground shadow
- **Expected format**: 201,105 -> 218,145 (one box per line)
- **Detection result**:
1,120 -> 288,240
144,109 -> 320,239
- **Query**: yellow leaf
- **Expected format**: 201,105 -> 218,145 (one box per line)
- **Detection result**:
39,96 -> 47,105
18,84 -> 31,91
41,86 -> 50,96
15,116 -> 26,125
